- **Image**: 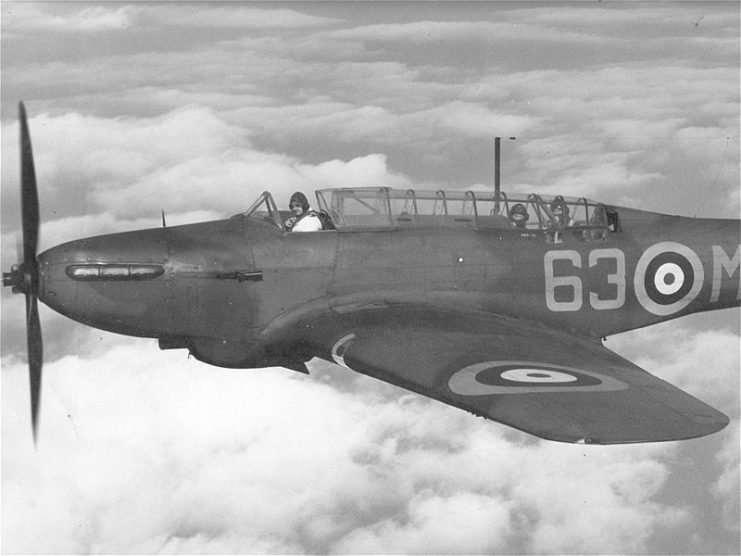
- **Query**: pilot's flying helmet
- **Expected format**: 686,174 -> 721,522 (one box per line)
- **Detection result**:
550,196 -> 569,218
510,203 -> 529,225
289,192 -> 310,212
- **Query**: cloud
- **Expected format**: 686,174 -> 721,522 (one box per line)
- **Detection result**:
1,108 -> 411,223
39,210 -> 223,249
2,107 -> 246,198
511,4 -> 732,31
87,142 -> 410,218
147,5 -> 339,30
484,63 -> 740,211
3,5 -> 736,218
1,336 -> 731,554
5,4 -> 135,33
713,421 -> 740,535
407,101 -> 536,139
5,4 -> 337,36
328,20 -> 606,47
232,98 -> 537,152
513,134 -> 660,199
607,320 -> 740,550
322,5 -> 738,70
332,491 -> 515,554
608,322 -> 740,418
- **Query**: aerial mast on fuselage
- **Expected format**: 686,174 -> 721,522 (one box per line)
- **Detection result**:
494,136 -> 516,212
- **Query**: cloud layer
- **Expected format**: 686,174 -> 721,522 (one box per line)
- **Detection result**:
3,336 -> 729,554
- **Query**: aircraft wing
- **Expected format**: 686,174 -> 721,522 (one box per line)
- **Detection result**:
273,305 -> 728,444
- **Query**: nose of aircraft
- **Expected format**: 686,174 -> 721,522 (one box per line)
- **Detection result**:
38,229 -> 170,337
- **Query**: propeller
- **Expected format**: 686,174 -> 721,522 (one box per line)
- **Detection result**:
2,102 -> 43,443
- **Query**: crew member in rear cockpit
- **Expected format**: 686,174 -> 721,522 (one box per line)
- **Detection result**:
550,197 -> 574,243
285,192 -> 323,232
550,197 -> 574,228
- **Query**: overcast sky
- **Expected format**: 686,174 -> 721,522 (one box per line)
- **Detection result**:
1,2 -> 739,554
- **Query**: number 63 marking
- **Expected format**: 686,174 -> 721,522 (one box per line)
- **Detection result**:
545,249 -> 625,312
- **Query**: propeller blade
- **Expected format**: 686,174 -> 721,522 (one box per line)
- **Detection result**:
16,101 -> 44,442
26,293 -> 43,442
19,101 -> 40,265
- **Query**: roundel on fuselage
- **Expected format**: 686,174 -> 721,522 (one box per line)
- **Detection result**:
634,242 -> 704,316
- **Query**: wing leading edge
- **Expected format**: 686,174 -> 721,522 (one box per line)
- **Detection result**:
268,305 -> 728,444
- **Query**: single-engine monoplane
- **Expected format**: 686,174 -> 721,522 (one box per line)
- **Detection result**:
5,103 -> 740,444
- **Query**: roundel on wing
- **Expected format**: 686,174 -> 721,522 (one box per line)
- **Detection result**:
634,242 -> 704,316
448,361 -> 627,395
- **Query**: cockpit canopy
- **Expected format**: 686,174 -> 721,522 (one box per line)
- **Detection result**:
243,187 -> 615,242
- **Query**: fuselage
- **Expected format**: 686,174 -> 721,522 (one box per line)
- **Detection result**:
37,204 -> 740,368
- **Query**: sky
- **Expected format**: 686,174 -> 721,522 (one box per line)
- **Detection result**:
1,2 -> 739,554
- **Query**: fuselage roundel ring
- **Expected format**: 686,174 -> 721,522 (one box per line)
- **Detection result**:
634,242 -> 704,316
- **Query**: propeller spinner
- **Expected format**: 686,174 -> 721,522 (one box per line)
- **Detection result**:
2,102 -> 44,442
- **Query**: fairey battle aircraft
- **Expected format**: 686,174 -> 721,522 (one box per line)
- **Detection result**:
5,103 -> 740,444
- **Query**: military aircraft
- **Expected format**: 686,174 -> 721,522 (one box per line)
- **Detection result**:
5,103 -> 740,444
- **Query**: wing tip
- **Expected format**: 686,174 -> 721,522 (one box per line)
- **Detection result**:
515,406 -> 730,445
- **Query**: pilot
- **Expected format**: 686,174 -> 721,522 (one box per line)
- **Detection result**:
509,203 -> 529,228
285,192 -> 324,232
550,197 -> 573,243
